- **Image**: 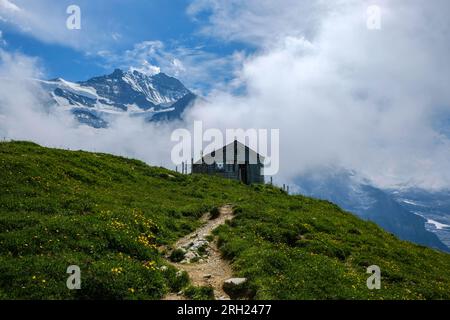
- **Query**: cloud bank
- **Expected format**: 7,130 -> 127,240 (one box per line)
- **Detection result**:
98,40 -> 245,95
186,0 -> 450,190
0,0 -> 121,51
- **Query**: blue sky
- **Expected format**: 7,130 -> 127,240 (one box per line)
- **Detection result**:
0,0 -> 250,90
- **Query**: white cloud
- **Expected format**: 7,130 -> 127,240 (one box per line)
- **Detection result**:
129,60 -> 161,76
0,0 -> 20,12
186,0 -> 450,190
188,0 -> 330,46
111,32 -> 122,42
0,30 -> 6,46
102,40 -> 244,94
171,58 -> 186,75
0,0 -> 117,51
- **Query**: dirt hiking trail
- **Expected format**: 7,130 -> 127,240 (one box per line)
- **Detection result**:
163,205 -> 235,300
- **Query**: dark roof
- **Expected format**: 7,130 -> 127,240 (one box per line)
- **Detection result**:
194,140 -> 265,165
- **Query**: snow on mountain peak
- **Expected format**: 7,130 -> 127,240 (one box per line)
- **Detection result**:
38,68 -> 197,128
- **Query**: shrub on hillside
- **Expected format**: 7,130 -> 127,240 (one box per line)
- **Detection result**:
210,207 -> 221,220
169,249 -> 186,263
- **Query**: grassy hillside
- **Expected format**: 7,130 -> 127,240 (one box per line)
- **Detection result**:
0,141 -> 449,300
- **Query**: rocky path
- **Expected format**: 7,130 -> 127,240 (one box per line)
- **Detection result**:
163,205 -> 235,300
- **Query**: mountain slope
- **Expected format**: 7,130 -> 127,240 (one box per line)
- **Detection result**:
390,188 -> 450,248
295,169 -> 449,252
0,141 -> 449,300
150,92 -> 197,122
39,69 -> 197,127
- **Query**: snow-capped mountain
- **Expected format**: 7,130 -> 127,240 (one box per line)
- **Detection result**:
38,69 -> 196,127
389,188 -> 450,249
295,168 -> 450,252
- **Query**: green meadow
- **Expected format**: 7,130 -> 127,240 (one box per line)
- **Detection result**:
0,141 -> 449,299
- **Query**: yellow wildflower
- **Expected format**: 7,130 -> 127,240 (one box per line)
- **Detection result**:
142,261 -> 156,271
111,267 -> 124,275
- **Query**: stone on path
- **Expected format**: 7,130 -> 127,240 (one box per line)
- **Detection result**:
223,278 -> 250,299
224,278 -> 247,286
